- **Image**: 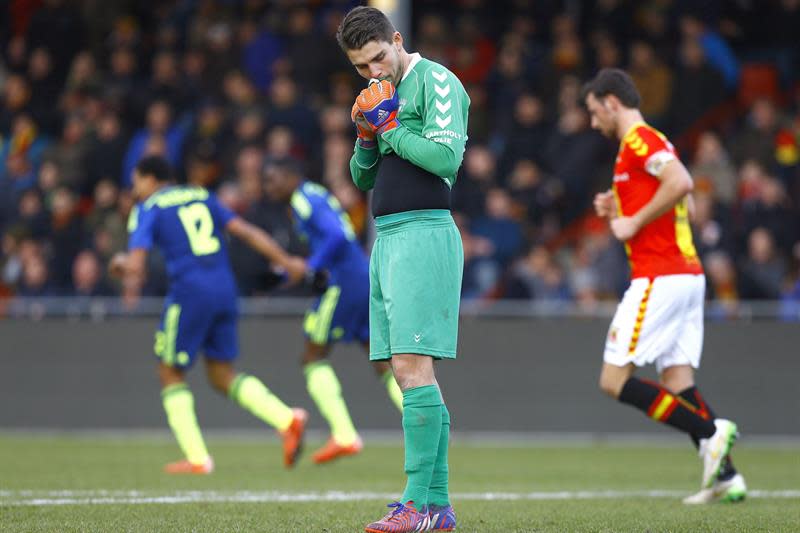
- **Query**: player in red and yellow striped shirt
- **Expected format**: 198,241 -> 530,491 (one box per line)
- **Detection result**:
583,68 -> 745,503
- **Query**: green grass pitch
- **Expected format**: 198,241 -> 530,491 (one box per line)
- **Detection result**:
1,434 -> 798,532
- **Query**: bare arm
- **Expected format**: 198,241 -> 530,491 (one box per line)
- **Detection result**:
225,217 -> 306,282
631,160 -> 694,228
610,160 -> 693,241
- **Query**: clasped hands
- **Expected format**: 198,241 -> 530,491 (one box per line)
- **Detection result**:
351,80 -> 401,147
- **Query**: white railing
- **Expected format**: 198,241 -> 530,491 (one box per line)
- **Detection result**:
2,297 -> 798,321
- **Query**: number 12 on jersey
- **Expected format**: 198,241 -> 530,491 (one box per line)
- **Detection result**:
178,202 -> 220,256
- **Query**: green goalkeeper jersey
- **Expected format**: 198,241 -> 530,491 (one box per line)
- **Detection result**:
350,53 -> 470,215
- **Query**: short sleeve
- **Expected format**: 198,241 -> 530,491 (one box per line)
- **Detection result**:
207,193 -> 236,228
128,203 -> 155,250
624,126 -> 677,178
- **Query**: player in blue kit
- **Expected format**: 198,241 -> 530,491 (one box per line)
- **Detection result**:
263,158 -> 403,464
110,156 -> 309,473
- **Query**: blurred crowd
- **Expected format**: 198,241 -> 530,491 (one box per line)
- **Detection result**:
1,0 -> 800,316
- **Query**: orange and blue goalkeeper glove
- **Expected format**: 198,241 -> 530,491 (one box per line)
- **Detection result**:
351,101 -> 376,148
356,80 -> 401,136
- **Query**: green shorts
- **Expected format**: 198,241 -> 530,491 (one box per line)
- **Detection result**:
369,209 -> 464,360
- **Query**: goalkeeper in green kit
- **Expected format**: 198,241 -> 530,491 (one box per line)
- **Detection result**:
337,6 -> 469,533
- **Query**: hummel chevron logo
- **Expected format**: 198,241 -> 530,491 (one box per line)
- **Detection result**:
436,100 -> 451,113
434,84 -> 450,98
414,334 -> 422,343
432,70 -> 447,83
435,116 -> 452,128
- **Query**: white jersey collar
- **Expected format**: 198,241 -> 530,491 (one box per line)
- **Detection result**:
401,53 -> 422,82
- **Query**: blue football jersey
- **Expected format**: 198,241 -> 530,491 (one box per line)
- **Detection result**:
128,185 -> 237,292
289,181 -> 369,282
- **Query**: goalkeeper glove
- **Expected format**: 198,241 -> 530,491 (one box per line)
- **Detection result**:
351,101 -> 376,148
356,80 -> 401,135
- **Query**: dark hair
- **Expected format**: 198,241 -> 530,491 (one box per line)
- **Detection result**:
135,155 -> 172,182
336,6 -> 395,51
581,68 -> 641,108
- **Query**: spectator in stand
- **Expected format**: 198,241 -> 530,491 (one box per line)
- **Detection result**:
506,158 -> 561,234
70,249 -> 113,297
0,74 -> 33,134
26,47 -> 61,134
505,245 -> 571,301
627,40 -> 672,127
592,31 -> 623,70
25,0 -> 85,83
452,145 -> 498,219
86,111 -> 128,192
17,251 -> 57,297
471,187 -> 524,281
447,14 -> 496,85
545,105 -> 608,223
267,75 -> 319,158
485,44 -> 534,133
65,51 -> 102,94
453,212 -> 495,299
281,7 -> 339,101
704,251 -> 739,319
0,113 -> 50,194
690,131 -> 738,207
16,189 -> 50,241
498,92 -> 551,175
264,125 -> 296,161
41,113 -> 92,193
238,17 -> 282,94
48,187 -> 86,290
738,228 -> 787,300
666,38 -> 726,136
181,48 -> 213,111
740,175 -> 795,255
121,100 -> 188,188
415,13 -> 449,66
679,14 -> 740,91
104,46 -> 138,120
691,190 -> 735,260
465,83 -> 491,145
85,179 -> 126,255
729,98 -> 785,169
185,99 -> 229,173
141,50 -> 187,115
222,69 -> 263,117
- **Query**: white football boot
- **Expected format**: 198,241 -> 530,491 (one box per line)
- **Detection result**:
683,473 -> 747,504
698,419 -> 739,488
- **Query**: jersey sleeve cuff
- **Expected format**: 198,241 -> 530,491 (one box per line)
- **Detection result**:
354,142 -> 380,169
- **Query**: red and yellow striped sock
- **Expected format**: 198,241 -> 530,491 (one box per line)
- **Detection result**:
619,378 -> 716,438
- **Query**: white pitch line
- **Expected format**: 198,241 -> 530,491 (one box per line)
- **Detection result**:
1,489 -> 799,506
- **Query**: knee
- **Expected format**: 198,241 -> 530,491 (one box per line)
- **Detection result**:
301,343 -> 327,367
208,374 -> 228,394
206,367 -> 234,395
391,359 -> 434,390
158,364 -> 184,388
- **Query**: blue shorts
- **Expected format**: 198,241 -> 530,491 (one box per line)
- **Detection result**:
154,290 -> 238,369
303,272 -> 369,346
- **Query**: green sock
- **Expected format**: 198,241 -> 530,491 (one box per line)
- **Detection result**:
162,383 -> 210,464
382,370 -> 404,413
229,374 -> 293,432
428,403 -> 451,506
401,384 -> 443,508
304,361 -> 358,445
